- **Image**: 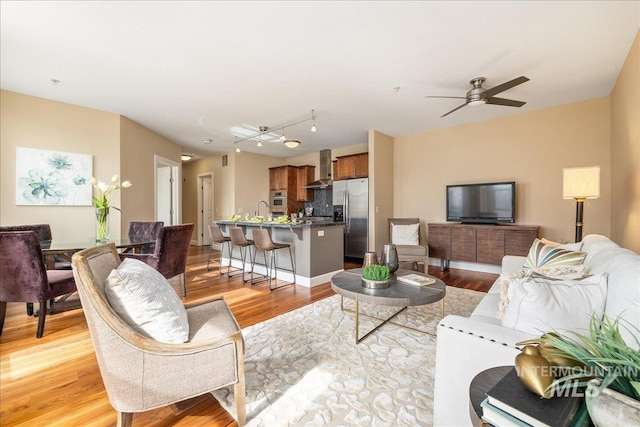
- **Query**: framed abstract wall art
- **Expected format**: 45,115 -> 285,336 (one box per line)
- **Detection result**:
16,147 -> 93,206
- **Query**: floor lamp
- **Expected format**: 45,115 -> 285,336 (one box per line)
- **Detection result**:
563,166 -> 600,243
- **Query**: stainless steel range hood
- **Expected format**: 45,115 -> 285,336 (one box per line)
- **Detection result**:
304,149 -> 333,188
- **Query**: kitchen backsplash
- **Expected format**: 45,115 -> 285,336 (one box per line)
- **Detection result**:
304,188 -> 333,217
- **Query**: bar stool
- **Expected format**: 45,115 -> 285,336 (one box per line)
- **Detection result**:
250,228 -> 296,291
207,224 -> 231,274
228,226 -> 255,282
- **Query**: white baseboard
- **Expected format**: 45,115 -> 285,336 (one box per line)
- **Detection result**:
429,257 -> 501,275
222,257 -> 343,288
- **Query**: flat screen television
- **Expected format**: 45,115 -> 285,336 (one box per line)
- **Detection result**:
446,181 -> 515,224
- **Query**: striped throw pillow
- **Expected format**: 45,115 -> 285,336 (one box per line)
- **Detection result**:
524,238 -> 587,270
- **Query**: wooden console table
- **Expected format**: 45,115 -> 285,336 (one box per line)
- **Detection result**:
428,223 -> 539,269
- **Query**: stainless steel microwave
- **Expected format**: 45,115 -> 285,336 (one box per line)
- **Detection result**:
270,191 -> 287,209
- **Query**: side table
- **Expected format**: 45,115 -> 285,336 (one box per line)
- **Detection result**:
468,366 -> 512,426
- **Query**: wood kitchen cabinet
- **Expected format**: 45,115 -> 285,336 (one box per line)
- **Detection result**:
332,152 -> 368,180
269,165 -> 297,191
296,165 -> 315,202
427,223 -> 539,269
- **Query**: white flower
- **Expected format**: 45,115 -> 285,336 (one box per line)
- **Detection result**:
111,174 -> 119,183
90,177 -> 98,185
121,180 -> 132,188
98,181 -> 110,192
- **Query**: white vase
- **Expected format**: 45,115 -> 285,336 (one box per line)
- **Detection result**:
586,379 -> 640,427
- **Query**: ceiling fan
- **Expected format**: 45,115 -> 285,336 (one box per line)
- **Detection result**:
426,76 -> 530,117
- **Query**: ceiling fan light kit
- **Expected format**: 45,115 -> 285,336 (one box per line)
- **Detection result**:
427,76 -> 529,117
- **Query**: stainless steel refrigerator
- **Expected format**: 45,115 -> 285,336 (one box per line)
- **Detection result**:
332,178 -> 368,259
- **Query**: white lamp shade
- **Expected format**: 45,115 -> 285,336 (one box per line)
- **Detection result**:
563,166 -> 600,199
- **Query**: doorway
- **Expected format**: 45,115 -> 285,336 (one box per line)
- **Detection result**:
197,173 -> 214,246
154,155 -> 180,226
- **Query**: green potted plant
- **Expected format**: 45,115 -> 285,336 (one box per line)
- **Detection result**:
541,315 -> 640,426
361,265 -> 391,289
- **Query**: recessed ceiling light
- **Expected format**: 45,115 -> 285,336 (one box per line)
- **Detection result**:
203,139 -> 213,144
51,79 -> 61,85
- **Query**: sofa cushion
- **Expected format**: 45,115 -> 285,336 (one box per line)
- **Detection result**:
391,223 -> 420,245
540,238 -> 583,252
501,273 -> 607,336
599,251 -> 640,349
105,258 -> 189,344
524,238 -> 587,270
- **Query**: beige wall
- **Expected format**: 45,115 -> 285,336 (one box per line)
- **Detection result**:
332,143 -> 368,159
119,116 -> 181,235
234,151 -> 283,216
393,97 -> 612,243
0,90 -> 121,238
368,130 -> 394,254
0,90 -> 182,239
610,30 -> 640,253
182,151 -> 283,233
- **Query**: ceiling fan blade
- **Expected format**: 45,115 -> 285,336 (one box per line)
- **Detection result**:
481,76 -> 529,99
425,95 -> 467,99
486,97 -> 526,107
441,103 -> 468,117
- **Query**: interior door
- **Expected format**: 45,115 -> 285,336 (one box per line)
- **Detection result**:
155,155 -> 180,226
201,175 -> 213,246
156,165 -> 172,225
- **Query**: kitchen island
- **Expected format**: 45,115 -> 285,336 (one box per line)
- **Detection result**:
215,219 -> 345,287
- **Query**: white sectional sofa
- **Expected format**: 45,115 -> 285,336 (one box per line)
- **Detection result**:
433,234 -> 640,426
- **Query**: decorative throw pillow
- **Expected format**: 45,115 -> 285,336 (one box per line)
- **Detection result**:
501,273 -> 607,335
391,223 -> 420,245
540,238 -> 583,252
524,238 -> 587,270
497,265 -> 591,320
105,258 -> 189,343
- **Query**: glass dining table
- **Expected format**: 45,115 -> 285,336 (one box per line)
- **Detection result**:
39,236 -> 155,312
40,236 -> 155,269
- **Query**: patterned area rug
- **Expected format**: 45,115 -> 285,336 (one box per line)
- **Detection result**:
212,286 -> 484,426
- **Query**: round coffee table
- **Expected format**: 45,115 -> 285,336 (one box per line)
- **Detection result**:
331,268 -> 446,344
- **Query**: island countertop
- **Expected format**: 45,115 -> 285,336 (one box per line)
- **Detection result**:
215,220 -> 345,287
215,219 -> 344,229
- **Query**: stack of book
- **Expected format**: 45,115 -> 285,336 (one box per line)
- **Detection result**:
481,368 -> 587,427
396,273 -> 436,286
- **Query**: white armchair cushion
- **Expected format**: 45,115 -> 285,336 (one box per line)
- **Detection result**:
391,223 -> 420,245
105,258 -> 189,343
501,273 -> 607,336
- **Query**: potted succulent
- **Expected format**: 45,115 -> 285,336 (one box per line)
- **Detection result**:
361,264 -> 391,289
540,315 -> 640,426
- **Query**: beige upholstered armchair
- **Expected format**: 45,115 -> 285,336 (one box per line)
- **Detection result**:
71,243 -> 245,427
388,218 -> 429,272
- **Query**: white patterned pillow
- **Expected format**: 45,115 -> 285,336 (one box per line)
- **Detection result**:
524,238 -> 587,270
105,258 -> 189,343
391,223 -> 420,245
497,265 -> 590,320
501,273 -> 607,335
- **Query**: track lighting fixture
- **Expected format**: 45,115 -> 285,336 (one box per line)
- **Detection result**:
231,109 -> 317,149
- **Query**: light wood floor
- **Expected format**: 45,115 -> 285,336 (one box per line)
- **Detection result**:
0,246 -> 497,427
